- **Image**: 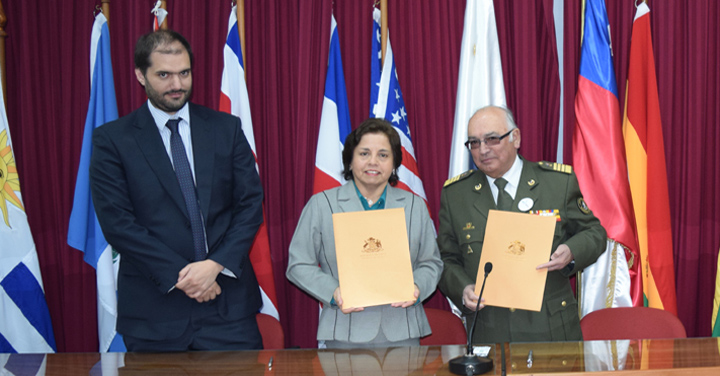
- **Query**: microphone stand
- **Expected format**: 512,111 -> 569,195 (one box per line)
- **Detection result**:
449,263 -> 493,376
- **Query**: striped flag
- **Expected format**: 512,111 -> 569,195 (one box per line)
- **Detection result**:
67,12 -> 125,352
369,8 -> 427,201
448,0 -> 506,178
713,252 -> 720,337
622,2 -> 677,315
0,41 -> 56,355
573,0 -> 638,317
151,1 -> 168,30
219,5 -> 279,321
313,15 -> 352,194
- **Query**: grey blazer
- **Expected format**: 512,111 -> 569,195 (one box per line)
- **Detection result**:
286,183 -> 442,343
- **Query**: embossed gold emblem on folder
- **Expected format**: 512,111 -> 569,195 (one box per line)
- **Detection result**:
475,210 -> 557,312
333,208 -> 415,309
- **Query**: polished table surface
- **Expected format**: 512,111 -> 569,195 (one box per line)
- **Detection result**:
2,337 -> 720,375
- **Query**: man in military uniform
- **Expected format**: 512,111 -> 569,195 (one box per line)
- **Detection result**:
438,105 -> 606,343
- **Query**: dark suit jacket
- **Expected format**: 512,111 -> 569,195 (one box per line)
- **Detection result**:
90,102 -> 263,340
438,158 -> 606,343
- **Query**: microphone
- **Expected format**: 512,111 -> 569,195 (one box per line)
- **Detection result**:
449,262 -> 493,376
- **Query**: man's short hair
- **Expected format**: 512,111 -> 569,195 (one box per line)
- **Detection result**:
134,30 -> 194,75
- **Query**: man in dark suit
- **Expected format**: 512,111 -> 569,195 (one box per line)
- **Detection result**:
90,30 -> 264,351
438,105 -> 606,343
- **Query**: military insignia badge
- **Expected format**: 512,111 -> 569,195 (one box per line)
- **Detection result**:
463,222 -> 475,230
577,197 -> 590,214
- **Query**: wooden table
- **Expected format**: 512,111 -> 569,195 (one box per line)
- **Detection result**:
2,337 -> 719,375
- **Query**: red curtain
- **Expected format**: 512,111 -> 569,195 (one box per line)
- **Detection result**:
3,0 -> 719,351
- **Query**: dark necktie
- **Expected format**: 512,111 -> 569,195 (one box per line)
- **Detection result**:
494,177 -> 513,211
166,118 -> 206,261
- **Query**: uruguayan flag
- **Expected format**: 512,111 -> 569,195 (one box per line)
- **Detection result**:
0,47 -> 56,355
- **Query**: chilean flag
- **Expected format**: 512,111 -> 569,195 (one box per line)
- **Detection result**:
219,5 -> 279,321
313,15 -> 352,194
573,0 -> 641,315
369,8 -> 428,202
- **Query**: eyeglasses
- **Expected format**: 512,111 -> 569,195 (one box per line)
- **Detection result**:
464,129 -> 514,150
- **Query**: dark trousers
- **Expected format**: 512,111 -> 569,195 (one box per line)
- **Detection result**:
123,309 -> 263,352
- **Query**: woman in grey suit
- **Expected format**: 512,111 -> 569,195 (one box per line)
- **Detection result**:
286,118 -> 442,348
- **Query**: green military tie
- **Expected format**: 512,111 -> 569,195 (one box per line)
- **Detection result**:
494,177 -> 513,211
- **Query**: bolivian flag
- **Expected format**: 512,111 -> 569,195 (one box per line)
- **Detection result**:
622,2 -> 678,315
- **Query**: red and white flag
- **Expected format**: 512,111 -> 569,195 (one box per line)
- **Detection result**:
151,1 -> 168,30
313,15 -> 352,194
219,5 -> 279,321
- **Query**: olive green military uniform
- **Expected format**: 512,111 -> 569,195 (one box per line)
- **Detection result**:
438,158 -> 606,344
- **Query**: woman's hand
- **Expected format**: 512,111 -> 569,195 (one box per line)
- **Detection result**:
334,287 -> 365,314
391,284 -> 420,308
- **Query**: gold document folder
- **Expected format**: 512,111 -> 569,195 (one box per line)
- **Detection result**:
332,208 -> 416,309
474,210 -> 557,312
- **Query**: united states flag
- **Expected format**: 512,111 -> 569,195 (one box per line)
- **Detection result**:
369,8 -> 427,202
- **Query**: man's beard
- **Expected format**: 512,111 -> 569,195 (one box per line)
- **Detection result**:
145,83 -> 192,113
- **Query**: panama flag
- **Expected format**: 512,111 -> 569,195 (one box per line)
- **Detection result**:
573,0 -> 639,317
369,7 -> 427,201
313,15 -> 352,194
0,36 -> 56,355
151,0 -> 168,30
622,2 -> 677,315
448,0 -> 506,178
67,12 -> 125,353
219,5 -> 279,321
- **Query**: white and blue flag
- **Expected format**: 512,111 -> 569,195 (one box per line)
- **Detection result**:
67,12 -> 125,353
0,42 -> 56,355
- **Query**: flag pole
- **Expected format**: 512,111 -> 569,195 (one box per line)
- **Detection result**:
237,0 -> 246,80
101,0 -> 111,27
0,0 -> 6,102
159,1 -> 167,30
380,0 -> 387,65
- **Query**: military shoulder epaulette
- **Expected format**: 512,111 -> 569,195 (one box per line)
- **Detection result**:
538,161 -> 572,174
444,170 -> 475,187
